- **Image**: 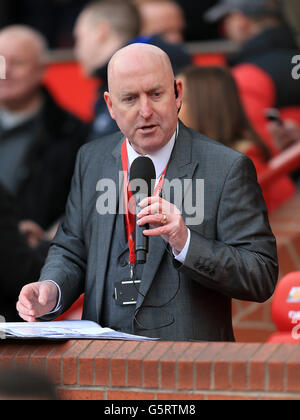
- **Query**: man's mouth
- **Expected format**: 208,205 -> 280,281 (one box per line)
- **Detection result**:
138,125 -> 158,134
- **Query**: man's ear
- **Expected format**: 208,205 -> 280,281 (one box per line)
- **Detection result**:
104,91 -> 116,120
174,80 -> 183,113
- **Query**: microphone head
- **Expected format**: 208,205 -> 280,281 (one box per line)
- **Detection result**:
129,156 -> 156,197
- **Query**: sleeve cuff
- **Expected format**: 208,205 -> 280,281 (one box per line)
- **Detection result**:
172,228 -> 191,264
43,280 -> 62,314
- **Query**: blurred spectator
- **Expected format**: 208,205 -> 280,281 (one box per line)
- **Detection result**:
0,25 -> 89,229
178,66 -> 296,212
267,117 -> 300,187
0,367 -> 58,400
204,0 -> 300,109
1,0 -> 221,46
0,183 -> 49,321
268,119 -> 300,152
133,0 -> 186,44
74,0 -> 191,141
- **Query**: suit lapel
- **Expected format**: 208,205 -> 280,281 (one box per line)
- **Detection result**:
95,135 -> 124,318
136,122 -> 198,309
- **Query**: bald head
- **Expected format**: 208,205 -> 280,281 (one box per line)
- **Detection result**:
107,43 -> 174,92
0,25 -> 48,64
104,43 -> 182,155
0,25 -> 48,110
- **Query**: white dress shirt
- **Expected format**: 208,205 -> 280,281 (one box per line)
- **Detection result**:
126,126 -> 190,263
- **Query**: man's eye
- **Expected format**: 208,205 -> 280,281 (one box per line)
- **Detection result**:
124,96 -> 135,103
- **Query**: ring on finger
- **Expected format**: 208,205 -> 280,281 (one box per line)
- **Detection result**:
161,214 -> 168,225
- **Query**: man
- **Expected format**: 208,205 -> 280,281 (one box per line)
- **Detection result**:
0,25 -> 89,229
205,0 -> 300,109
133,0 -> 186,44
17,44 -> 278,342
74,0 -> 191,141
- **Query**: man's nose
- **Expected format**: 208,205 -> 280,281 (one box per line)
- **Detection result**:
139,97 -> 153,119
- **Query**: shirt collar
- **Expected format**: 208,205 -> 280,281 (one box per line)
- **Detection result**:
126,124 -> 178,180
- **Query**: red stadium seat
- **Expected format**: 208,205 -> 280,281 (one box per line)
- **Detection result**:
55,294 -> 84,321
193,53 -> 227,67
267,272 -> 300,343
233,64 -> 300,159
43,62 -> 99,122
232,64 -> 279,156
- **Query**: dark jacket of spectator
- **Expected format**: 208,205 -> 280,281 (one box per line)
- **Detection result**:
227,25 -> 300,108
0,88 -> 89,229
0,184 -> 49,321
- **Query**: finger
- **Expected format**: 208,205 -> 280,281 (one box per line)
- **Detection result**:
139,196 -> 161,208
17,300 -> 35,317
17,302 -> 37,320
18,300 -> 47,320
137,202 -> 162,218
18,285 -> 37,310
38,283 -> 50,306
18,312 -> 36,323
142,225 -> 170,237
137,213 -> 165,226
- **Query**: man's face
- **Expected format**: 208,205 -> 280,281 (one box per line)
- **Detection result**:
139,2 -> 185,44
74,14 -> 105,75
105,52 -> 182,155
223,12 -> 252,44
0,36 -> 44,106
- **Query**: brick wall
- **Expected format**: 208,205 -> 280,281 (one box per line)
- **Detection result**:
233,194 -> 300,342
1,340 -> 300,400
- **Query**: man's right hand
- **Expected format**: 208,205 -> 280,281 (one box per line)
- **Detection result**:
17,282 -> 59,322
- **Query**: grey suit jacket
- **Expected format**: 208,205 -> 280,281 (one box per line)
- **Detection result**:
40,122 -> 278,342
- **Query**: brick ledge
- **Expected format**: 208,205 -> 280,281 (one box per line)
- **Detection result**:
1,340 -> 300,400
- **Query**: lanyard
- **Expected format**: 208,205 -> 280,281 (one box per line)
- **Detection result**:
121,139 -> 168,265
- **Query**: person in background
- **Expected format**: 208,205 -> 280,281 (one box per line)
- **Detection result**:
267,117 -> 300,188
0,25 -> 89,230
204,0 -> 300,110
178,65 -> 296,212
268,119 -> 300,153
0,183 -> 49,321
74,0 -> 191,141
133,0 -> 186,44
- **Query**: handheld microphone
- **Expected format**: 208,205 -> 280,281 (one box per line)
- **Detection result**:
129,156 -> 156,264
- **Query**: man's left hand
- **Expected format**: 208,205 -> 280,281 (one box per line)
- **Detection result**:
137,196 -> 188,254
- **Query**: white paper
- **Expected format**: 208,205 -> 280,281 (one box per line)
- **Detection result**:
0,320 -> 158,341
